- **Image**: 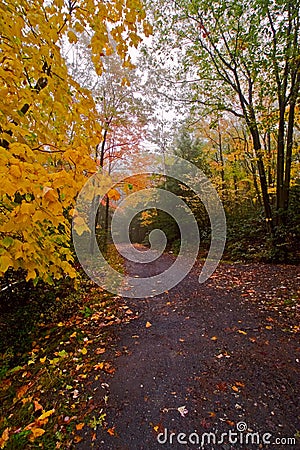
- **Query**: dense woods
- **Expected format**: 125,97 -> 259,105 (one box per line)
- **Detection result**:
0,0 -> 299,448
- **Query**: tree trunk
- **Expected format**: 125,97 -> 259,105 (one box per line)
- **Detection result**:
217,125 -> 225,199
284,71 -> 300,211
276,105 -> 286,213
248,120 -> 273,234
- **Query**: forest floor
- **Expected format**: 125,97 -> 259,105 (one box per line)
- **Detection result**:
0,250 -> 299,449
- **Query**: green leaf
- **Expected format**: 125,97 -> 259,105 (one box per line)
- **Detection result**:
2,237 -> 14,248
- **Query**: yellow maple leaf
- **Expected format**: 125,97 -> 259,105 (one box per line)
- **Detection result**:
37,408 -> 55,422
28,427 -> 45,441
0,255 -> 13,273
68,30 -> 78,43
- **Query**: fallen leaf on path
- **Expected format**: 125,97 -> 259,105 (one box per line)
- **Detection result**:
178,405 -> 188,417
216,382 -> 227,391
94,363 -> 104,371
95,348 -> 106,355
200,418 -> 211,428
211,336 -> 218,341
146,321 -> 152,328
76,423 -> 85,431
107,427 -> 116,436
226,420 -> 235,426
152,423 -> 164,433
237,330 -> 247,335
103,363 -> 116,374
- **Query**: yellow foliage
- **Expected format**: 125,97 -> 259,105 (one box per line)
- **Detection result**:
0,0 -> 148,283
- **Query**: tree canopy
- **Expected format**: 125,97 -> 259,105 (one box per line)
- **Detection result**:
0,0 -> 149,283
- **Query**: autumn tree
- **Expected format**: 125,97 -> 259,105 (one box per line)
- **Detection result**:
0,0 -> 149,283
148,0 -> 300,233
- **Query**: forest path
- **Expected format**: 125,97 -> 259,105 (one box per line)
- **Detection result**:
77,251 -> 300,450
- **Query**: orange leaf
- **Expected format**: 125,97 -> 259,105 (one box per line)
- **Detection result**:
95,348 -> 106,355
0,428 -> 10,449
28,427 -> 45,441
107,427 -> 116,436
232,385 -> 239,392
76,423 -> 85,431
226,420 -> 235,426
146,321 -> 152,328
34,400 -> 43,412
21,396 -> 32,405
216,382 -> 227,391
73,435 -> 83,443
104,363 -> 115,374
94,362 -> 104,370
16,385 -> 29,399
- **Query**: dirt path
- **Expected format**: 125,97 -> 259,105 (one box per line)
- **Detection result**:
77,252 -> 300,450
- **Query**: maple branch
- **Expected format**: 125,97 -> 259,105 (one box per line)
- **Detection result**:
32,144 -> 64,153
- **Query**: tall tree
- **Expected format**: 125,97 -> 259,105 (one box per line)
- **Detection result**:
148,0 -> 300,232
0,0 -> 148,283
